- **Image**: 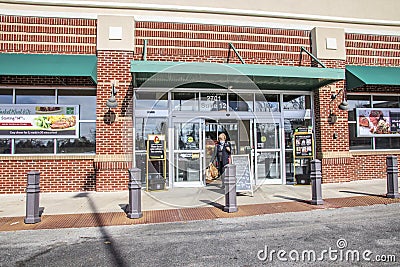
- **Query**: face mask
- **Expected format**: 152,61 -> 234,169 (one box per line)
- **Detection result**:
220,141 -> 225,144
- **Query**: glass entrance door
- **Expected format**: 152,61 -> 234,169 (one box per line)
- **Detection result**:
173,119 -> 204,187
204,120 -> 240,165
254,119 -> 282,184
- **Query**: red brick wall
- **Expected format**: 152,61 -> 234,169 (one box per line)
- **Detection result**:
0,14 -> 97,194
346,33 -> 400,66
0,159 -> 95,193
0,15 -> 96,54
317,32 -> 400,183
0,75 -> 95,86
95,51 -> 134,191
2,14 -> 400,192
134,21 -> 311,65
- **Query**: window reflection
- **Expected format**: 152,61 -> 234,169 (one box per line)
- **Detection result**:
135,118 -> 167,150
15,139 -> 54,154
228,93 -> 252,112
0,139 -> 11,154
348,123 -> 372,150
283,95 -> 311,110
175,122 -> 200,150
135,92 -> 168,110
0,88 -> 96,154
57,123 -> 96,153
58,90 -> 96,120
172,92 -> 199,111
347,95 -> 370,121
255,94 -> 279,112
256,123 -> 279,149
372,96 -> 400,108
0,89 -> 13,104
16,89 -> 55,104
375,137 -> 400,149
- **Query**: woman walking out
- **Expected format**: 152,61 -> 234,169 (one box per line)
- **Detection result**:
211,133 -> 231,177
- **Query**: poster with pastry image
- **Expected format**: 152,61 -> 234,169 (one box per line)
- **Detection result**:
356,108 -> 399,137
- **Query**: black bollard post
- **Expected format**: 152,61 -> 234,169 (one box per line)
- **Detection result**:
223,164 -> 238,213
24,171 -> 41,224
386,155 -> 400,198
127,168 -> 143,219
310,159 -> 324,205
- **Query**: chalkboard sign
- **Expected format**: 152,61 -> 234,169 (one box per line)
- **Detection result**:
231,154 -> 253,195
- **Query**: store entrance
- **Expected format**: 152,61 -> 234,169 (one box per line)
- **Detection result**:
204,119 -> 252,175
172,118 -> 252,187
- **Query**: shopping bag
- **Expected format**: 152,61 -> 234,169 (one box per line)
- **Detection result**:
209,163 -> 219,179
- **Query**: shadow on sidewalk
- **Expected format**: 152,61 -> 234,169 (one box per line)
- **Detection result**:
273,195 -> 311,204
74,193 -> 129,267
339,190 -> 385,198
200,200 -> 224,210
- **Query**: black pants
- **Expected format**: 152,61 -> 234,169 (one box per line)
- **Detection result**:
217,161 -> 225,177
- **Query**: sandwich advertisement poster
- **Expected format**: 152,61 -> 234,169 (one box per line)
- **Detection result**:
356,108 -> 400,137
0,105 -> 79,138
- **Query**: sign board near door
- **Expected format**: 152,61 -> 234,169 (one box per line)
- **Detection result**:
231,154 -> 253,195
147,134 -> 166,160
146,134 -> 166,191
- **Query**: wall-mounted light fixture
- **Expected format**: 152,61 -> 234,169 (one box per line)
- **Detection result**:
331,89 -> 349,111
328,88 -> 349,124
106,82 -> 118,109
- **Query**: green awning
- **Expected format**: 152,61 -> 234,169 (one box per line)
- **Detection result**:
346,65 -> 400,90
131,61 -> 344,90
0,53 -> 97,83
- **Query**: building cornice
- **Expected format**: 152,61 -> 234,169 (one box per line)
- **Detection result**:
1,0 -> 400,27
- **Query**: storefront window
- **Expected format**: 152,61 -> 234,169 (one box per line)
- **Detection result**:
135,117 -> 167,150
375,137 -> 400,149
16,89 -> 55,104
58,90 -> 96,120
0,89 -> 13,104
0,139 -> 11,154
348,95 -> 370,121
255,94 -> 279,112
228,93 -> 253,112
15,139 -> 54,154
283,95 -> 311,110
135,92 -> 168,110
348,94 -> 400,150
372,95 -> 400,109
0,88 -> 96,155
348,123 -> 372,150
57,123 -> 96,153
200,92 -> 227,111
172,92 -> 199,111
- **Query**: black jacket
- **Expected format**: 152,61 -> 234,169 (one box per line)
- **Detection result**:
211,141 -> 231,167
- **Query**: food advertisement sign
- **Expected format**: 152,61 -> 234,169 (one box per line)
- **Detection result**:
356,108 -> 400,137
147,134 -> 166,160
0,105 -> 79,138
294,133 -> 313,158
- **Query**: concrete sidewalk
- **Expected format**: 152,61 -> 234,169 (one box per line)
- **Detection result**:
0,178 -> 395,217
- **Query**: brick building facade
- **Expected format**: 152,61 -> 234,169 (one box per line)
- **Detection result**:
0,1 -> 399,193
